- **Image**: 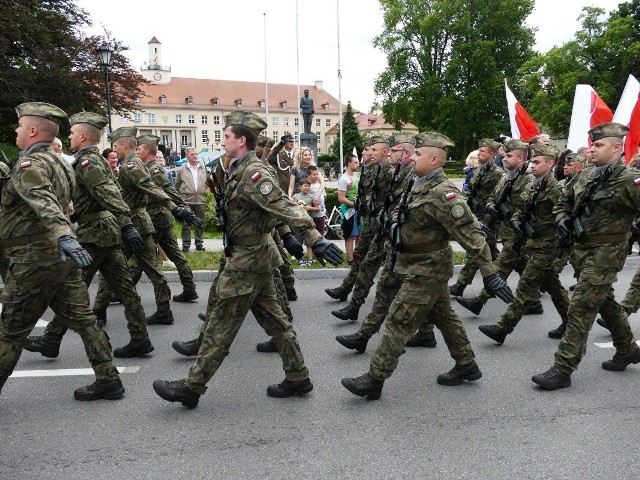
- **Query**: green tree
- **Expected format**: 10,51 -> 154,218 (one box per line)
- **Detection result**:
373,0 -> 535,156
0,0 -> 146,151
331,102 -> 363,160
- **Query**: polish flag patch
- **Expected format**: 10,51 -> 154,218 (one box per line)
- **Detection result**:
445,191 -> 457,200
20,160 -> 31,168
634,177 -> 640,185
81,159 -> 90,168
251,172 -> 262,182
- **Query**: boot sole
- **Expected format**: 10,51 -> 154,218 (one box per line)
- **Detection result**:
75,386 -> 125,401
478,326 -> 506,345
325,289 -> 348,301
531,375 -> 571,390
256,344 -> 278,353
335,336 -> 367,353
152,382 -> 199,408
113,344 -> 154,358
455,298 -> 482,315
331,311 -> 359,321
602,354 -> 640,371
267,383 -> 314,398
171,343 -> 199,357
24,347 -> 59,358
406,341 -> 438,348
341,379 -> 382,400
437,370 -> 482,386
172,294 -> 199,302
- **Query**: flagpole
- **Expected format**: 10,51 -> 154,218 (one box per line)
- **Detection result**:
296,0 -> 301,148
263,12 -> 269,139
337,0 -> 344,174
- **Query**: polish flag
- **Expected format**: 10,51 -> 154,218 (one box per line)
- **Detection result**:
567,84 -> 613,152
612,74 -> 640,163
505,79 -> 539,141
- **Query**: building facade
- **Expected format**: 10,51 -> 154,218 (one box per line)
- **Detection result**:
325,112 -> 419,152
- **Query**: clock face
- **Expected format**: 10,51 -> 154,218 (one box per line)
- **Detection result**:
153,72 -> 162,81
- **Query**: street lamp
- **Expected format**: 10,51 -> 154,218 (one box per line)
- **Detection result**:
96,43 -> 113,134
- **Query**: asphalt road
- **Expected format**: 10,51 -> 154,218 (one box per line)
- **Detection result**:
2,260 -> 640,479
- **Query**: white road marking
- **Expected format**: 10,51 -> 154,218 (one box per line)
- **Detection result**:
35,319 -> 49,328
594,340 -> 640,349
9,366 -> 140,378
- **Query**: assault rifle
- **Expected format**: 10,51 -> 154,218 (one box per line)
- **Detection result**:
206,165 -> 231,257
353,160 -> 366,215
512,175 -> 548,255
366,162 -> 382,216
487,158 -> 530,224
375,154 -> 404,251
388,176 -> 414,270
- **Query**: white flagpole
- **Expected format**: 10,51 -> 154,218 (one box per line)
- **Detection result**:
337,0 -> 344,174
263,12 -> 269,139
296,0 -> 301,148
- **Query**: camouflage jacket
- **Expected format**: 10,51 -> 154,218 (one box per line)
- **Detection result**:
554,156 -> 640,273
485,171 -> 533,240
266,143 -> 294,193
361,160 -> 393,232
513,175 -> 561,250
72,145 -> 131,248
224,151 -> 320,273
144,158 -> 187,229
467,161 -> 503,215
0,143 -> 74,266
393,168 -> 494,282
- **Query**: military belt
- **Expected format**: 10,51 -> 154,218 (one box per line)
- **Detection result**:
397,240 -> 448,254
531,227 -> 557,239
576,233 -> 628,244
229,233 -> 271,246
2,231 -> 51,248
76,210 -> 113,224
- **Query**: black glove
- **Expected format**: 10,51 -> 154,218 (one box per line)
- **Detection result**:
483,273 -> 514,303
58,235 -> 92,268
478,222 -> 492,237
630,221 -> 640,236
485,203 -> 500,220
557,218 -> 571,241
510,220 -> 525,240
121,223 -> 144,252
312,237 -> 344,266
69,211 -> 80,223
282,232 -> 304,260
172,207 -> 204,228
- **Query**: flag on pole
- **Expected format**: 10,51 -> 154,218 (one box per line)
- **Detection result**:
567,84 -> 613,152
505,79 -> 539,141
612,74 -> 640,163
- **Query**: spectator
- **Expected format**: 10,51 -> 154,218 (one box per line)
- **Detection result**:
52,137 -> 75,163
292,177 -> 320,266
337,153 -> 361,264
288,147 -> 325,203
307,165 -> 327,235
155,151 -> 174,186
175,147 -> 206,252
462,149 -> 480,195
102,148 -> 119,176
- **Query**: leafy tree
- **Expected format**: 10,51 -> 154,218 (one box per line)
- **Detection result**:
373,0 -> 535,156
0,0 -> 146,151
331,102 -> 363,160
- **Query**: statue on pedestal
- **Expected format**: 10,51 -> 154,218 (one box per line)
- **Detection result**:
300,89 -> 314,134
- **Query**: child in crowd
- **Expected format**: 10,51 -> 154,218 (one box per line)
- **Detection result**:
292,177 -> 320,267
307,165 -> 327,235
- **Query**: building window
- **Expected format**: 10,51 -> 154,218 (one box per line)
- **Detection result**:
322,102 -> 330,110
160,95 -> 167,104
294,132 -> 299,142
148,113 -> 156,124
162,134 -> 170,146
186,96 -> 193,105
316,131 -> 321,138
211,97 -> 219,106
214,130 -> 221,143
181,135 -> 189,146
294,118 -> 299,127
134,113 -> 141,123
134,97 -> 140,104
202,130 -> 209,143
284,131 -> 292,137
176,114 -> 182,124
272,131 -> 279,141
284,117 -> 289,126
201,115 -> 208,125
120,114 -> 128,123
235,98 -> 242,106
315,118 -> 321,127
325,119 -> 331,127
272,117 -> 278,126
213,115 -> 220,125
259,99 -> 266,107
280,100 -> 288,108
188,115 -> 195,125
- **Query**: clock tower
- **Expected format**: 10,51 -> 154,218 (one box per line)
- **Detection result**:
141,36 -> 171,84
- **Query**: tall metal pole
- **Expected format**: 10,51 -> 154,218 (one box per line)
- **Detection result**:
104,64 -> 112,134
295,0 -> 301,147
337,0 -> 343,174
263,12 -> 269,138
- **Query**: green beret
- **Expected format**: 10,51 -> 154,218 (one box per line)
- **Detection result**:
565,152 -> 586,164
502,139 -> 529,153
257,135 -> 271,147
362,136 -> 373,148
413,131 -> 455,150
265,137 -> 275,148
224,111 -> 267,136
69,112 -> 108,130
389,132 -> 415,148
369,134 -> 389,146
530,144 -> 558,159
136,134 -> 160,146
478,138 -> 500,151
588,122 -> 629,142
16,102 -> 67,124
110,126 -> 138,143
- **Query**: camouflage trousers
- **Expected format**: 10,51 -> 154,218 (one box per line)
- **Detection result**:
44,244 -> 149,345
181,203 -> 205,249
339,230 -> 375,294
476,238 -> 527,304
359,261 -> 433,339
0,246 -> 8,282
554,266 -> 637,374
348,238 -> 387,309
497,248 -> 569,334
621,265 -> 640,314
94,233 -> 171,313
186,269 -> 307,395
369,274 -> 475,381
276,231 -> 295,290
0,261 -> 117,391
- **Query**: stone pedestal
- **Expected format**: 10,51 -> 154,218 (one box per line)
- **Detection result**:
300,132 -> 318,159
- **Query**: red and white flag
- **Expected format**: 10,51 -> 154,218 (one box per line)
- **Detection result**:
567,84 -> 613,152
505,79 -> 539,141
612,74 -> 640,163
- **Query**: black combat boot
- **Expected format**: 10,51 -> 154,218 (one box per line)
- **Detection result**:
113,338 -> 154,358
172,338 -> 201,357
406,331 -> 437,348
524,300 -> 544,315
455,296 -> 483,315
74,376 -> 125,401
286,287 -> 298,301
267,378 -> 313,397
341,373 -> 383,400
256,338 -> 278,353
331,305 -> 359,321
325,286 -> 349,301
24,336 -> 60,358
335,332 -> 369,353
449,283 -> 466,297
93,308 -> 107,328
146,310 -> 174,325
531,366 -> 571,390
172,290 -> 199,302
596,317 -> 609,330
478,324 -> 507,345
198,312 -> 207,322
602,347 -> 640,371
548,322 -> 567,339
437,361 -> 482,386
153,379 -> 200,408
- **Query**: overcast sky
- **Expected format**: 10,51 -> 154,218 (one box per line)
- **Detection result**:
76,0 -> 619,112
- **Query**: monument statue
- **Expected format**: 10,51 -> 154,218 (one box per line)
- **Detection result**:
300,89 -> 314,134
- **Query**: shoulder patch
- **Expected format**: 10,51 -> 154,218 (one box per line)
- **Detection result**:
153,168 -> 161,174
81,159 -> 90,168
126,163 -> 136,169
451,204 -> 465,218
445,191 -> 457,200
20,160 -> 31,168
634,177 -> 640,185
252,171 -> 262,182
259,181 -> 273,195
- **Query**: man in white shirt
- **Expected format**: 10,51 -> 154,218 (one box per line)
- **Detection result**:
175,147 -> 207,251
51,137 -> 75,164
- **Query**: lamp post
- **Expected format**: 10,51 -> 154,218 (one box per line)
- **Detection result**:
96,43 -> 113,134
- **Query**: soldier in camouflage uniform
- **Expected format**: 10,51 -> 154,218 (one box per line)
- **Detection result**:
341,132 -> 514,400
135,135 -> 200,302
325,136 -> 391,303
0,102 -> 123,400
449,139 -> 503,297
153,112 -> 343,408
532,122 -> 640,390
455,140 -> 534,316
25,112 -> 154,359
0,160 -> 10,281
478,145 -> 570,345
